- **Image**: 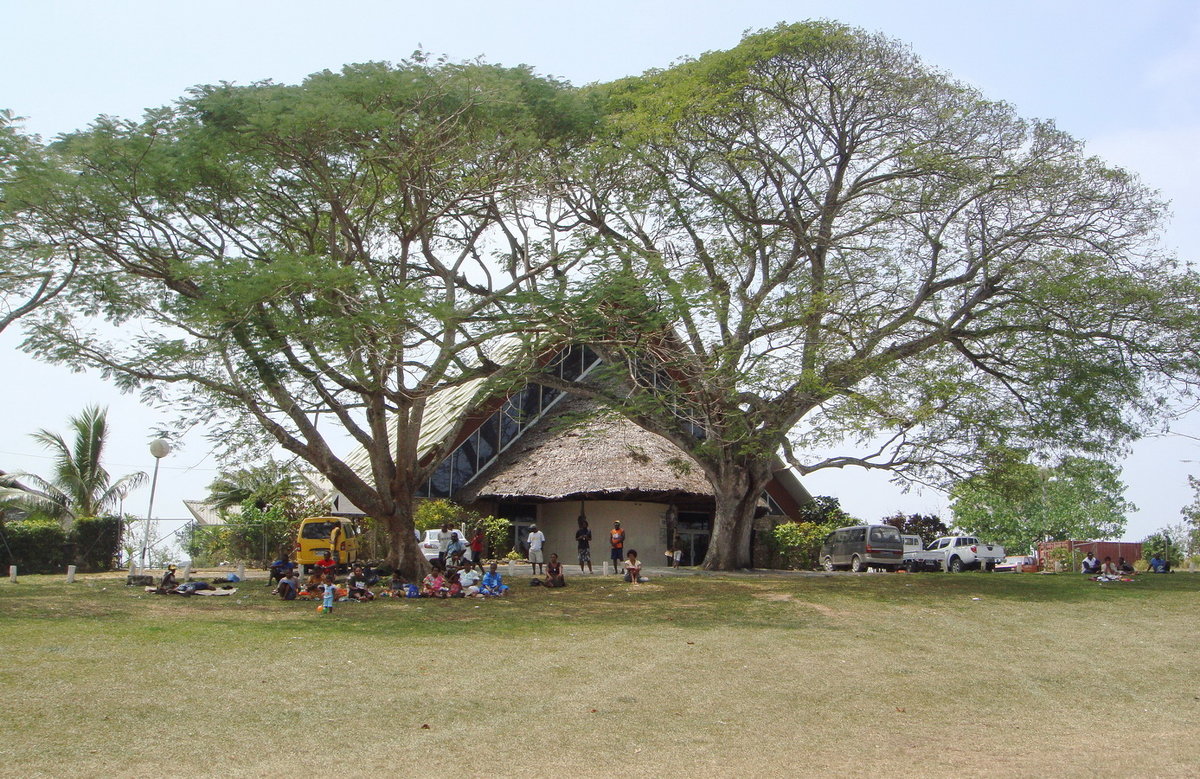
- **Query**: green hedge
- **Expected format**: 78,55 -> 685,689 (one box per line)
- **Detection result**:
0,516 -> 124,573
0,519 -> 69,573
72,516 -> 123,571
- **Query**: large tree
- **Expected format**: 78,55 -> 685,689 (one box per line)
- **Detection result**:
948,450 -> 1133,552
0,110 -> 77,334
536,22 -> 1200,569
16,59 -> 591,577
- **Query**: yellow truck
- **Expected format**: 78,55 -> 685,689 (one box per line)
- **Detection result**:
294,516 -> 362,574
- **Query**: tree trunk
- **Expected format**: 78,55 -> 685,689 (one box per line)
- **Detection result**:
382,501 -> 429,580
702,466 -> 770,571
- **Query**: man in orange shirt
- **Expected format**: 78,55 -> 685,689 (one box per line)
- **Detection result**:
610,521 -> 625,575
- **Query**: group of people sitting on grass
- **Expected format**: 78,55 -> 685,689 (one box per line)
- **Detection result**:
269,559 -> 512,602
418,560 -> 510,598
1080,553 -> 1137,578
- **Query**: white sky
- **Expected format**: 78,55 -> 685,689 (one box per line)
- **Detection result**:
2,0 -> 1198,544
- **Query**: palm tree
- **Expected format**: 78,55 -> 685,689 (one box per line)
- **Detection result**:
0,406 -> 146,526
206,461 -> 303,512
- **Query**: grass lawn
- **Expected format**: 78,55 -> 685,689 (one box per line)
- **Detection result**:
1,568 -> 1197,777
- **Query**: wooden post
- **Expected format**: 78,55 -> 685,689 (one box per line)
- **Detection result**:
8,565 -> 16,582
66,565 -> 77,583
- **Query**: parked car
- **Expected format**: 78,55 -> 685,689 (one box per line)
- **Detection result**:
995,554 -> 1037,572
418,528 -> 468,562
820,525 -> 905,572
906,535 -> 1006,572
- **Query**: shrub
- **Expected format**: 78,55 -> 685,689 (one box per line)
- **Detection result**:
72,516 -> 123,571
414,498 -> 480,532
770,521 -> 834,570
1132,558 -> 1150,572
1048,546 -> 1082,572
0,518 -> 69,573
479,515 -> 512,559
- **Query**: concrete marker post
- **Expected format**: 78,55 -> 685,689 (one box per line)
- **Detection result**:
181,564 -> 192,582
8,565 -> 16,582
66,565 -> 77,583
236,563 -> 246,581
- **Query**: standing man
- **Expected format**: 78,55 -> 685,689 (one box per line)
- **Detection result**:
437,523 -> 453,567
610,520 -> 625,575
526,523 -> 546,575
575,517 -> 593,574
329,522 -> 344,567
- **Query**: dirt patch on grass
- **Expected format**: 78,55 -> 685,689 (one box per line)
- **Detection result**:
792,600 -> 844,617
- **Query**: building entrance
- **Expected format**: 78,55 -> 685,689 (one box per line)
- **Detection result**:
675,512 -> 711,567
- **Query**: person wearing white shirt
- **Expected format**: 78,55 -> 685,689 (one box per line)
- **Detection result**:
527,524 -> 547,575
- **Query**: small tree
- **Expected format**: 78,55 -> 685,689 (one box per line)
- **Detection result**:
950,450 -> 1133,552
770,521 -> 834,570
479,514 -> 512,560
881,512 -> 948,546
0,406 -> 146,529
1143,524 -> 1193,568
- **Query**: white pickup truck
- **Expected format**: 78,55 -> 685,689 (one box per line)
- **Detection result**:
905,535 -> 1006,572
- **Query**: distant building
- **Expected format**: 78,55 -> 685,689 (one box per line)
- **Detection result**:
332,344 -> 810,566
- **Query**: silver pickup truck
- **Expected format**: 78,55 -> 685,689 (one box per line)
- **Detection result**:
905,535 -> 1006,572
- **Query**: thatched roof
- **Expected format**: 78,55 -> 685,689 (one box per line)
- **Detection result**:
456,396 -> 715,503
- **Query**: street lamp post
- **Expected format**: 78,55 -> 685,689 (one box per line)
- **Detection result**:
139,439 -> 171,572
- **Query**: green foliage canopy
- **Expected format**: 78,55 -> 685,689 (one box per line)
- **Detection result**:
949,450 -> 1134,552
534,21 -> 1200,568
13,58 -> 593,577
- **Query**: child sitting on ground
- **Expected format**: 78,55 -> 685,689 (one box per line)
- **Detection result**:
480,562 -> 509,596
381,571 -> 407,597
447,570 -> 464,598
624,550 -> 648,583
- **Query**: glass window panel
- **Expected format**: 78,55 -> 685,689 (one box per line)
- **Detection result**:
500,393 -> 522,446
546,349 -> 565,379
560,345 -> 583,381
452,441 -> 475,490
541,383 -> 560,407
429,457 -> 452,498
477,413 -> 499,465
521,383 -> 541,422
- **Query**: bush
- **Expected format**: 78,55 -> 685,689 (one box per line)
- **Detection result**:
0,518 -> 69,573
1048,546 -> 1083,572
770,521 -> 834,570
414,499 -> 479,532
1141,532 -> 1185,567
72,516 -> 123,571
1132,558 -> 1150,572
479,515 -> 512,559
